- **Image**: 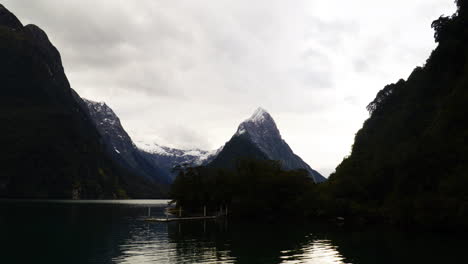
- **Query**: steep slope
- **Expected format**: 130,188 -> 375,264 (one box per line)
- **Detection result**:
210,108 -> 326,183
325,0 -> 468,227
82,99 -> 171,186
0,4 -> 162,198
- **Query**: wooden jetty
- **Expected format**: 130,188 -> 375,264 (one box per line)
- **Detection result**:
144,205 -> 227,222
144,215 -> 218,222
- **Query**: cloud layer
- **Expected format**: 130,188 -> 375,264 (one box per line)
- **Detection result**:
4,0 -> 456,176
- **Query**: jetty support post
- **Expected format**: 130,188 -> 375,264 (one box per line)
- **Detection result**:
204,205 -> 206,217
179,206 -> 182,217
148,207 -> 151,217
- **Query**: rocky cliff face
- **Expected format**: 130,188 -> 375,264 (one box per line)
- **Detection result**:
82,99 -> 171,185
210,108 -> 326,183
0,4 -> 163,198
82,99 -> 219,183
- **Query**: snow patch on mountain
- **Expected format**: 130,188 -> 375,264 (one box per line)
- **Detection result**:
135,141 -> 221,166
249,107 -> 269,123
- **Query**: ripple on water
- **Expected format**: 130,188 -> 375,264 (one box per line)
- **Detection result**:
280,239 -> 346,264
113,221 -> 235,264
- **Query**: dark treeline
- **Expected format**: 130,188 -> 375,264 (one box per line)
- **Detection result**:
170,159 -> 316,219
171,0 -> 468,230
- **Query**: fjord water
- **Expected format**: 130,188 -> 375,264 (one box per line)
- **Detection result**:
0,200 -> 466,264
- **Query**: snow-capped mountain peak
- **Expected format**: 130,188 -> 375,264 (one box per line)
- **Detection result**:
235,107 -> 281,140
213,107 -> 326,183
248,107 -> 270,123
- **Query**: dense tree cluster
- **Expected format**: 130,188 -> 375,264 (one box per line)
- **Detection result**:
170,159 -> 315,219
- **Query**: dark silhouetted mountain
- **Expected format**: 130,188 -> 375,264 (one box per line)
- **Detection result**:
0,4 -> 22,30
323,0 -> 468,228
209,108 -> 326,183
0,4 -> 163,199
82,99 -> 171,186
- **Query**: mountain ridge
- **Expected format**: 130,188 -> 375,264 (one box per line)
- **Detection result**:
82,102 -> 324,183
82,99 -> 172,186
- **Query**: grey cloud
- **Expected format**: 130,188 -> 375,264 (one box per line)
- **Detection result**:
344,96 -> 359,105
146,124 -> 212,150
353,58 -> 369,72
2,0 -> 455,176
289,67 -> 333,89
305,17 -> 359,49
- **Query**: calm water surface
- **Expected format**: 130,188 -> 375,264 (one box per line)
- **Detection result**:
0,200 -> 466,264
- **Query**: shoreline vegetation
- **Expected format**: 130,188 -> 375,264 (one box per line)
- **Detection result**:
170,159 -> 315,220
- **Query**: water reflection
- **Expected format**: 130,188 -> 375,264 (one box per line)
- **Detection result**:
163,220 -> 346,264
280,240 -> 345,263
0,200 -> 467,264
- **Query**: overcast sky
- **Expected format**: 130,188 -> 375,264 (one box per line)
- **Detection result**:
5,0 -> 456,176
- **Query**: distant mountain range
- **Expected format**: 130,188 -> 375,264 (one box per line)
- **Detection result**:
84,102 -> 325,183
136,142 -> 220,181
